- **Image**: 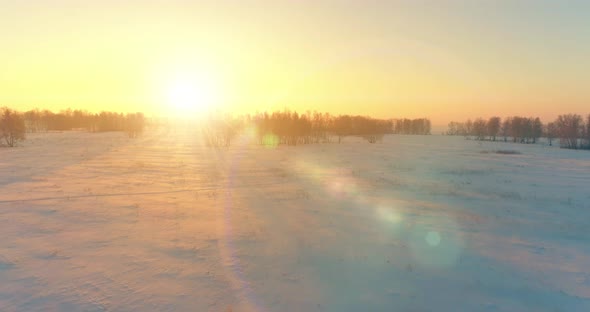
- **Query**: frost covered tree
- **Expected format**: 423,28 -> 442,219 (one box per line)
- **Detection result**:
0,107 -> 26,147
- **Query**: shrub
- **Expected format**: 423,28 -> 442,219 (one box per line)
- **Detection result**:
480,149 -> 522,155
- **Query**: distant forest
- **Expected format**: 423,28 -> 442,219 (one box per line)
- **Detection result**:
197,111 -> 430,146
0,108 -> 145,146
446,114 -> 590,150
0,107 -> 431,147
3,107 -> 590,151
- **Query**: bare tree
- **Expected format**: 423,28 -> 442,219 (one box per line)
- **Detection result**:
333,115 -> 351,143
584,114 -> 590,149
125,113 -> 146,138
487,117 -> 501,141
202,116 -> 243,147
556,114 -> 583,149
24,109 -> 43,133
511,117 -> 524,143
500,117 -> 511,142
472,118 -> 487,141
446,122 -> 461,136
464,119 -> 473,139
532,117 -> 543,144
545,122 -> 557,146
0,107 -> 26,147
522,117 -> 533,143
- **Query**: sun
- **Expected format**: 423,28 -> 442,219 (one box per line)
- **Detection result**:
165,75 -> 218,115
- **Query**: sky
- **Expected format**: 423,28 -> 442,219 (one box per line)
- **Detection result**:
0,0 -> 589,124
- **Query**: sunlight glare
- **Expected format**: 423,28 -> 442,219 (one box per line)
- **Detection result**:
165,73 -> 219,116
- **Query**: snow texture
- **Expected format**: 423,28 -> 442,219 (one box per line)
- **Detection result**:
1,129 -> 589,311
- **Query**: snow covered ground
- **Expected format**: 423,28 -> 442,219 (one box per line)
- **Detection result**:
1,128 -> 589,311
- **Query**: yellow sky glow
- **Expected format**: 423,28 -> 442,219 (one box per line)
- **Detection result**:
1,1 -> 588,125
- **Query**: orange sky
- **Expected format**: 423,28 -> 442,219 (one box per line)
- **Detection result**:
1,1 -> 588,124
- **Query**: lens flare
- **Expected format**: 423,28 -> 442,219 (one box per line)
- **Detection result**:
235,126 -> 258,147
408,217 -> 463,269
262,134 -> 279,148
376,205 -> 402,225
425,231 -> 441,246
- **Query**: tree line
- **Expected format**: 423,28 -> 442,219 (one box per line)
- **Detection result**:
22,108 -> 145,134
201,110 -> 431,147
1,106 -> 431,148
0,107 -> 146,147
392,118 -> 431,135
447,114 -> 590,150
